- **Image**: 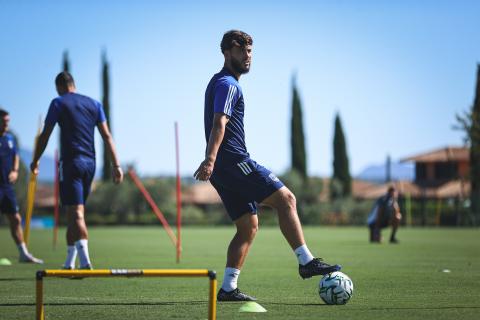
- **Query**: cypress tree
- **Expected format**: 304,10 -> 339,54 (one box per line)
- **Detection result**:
386,154 -> 392,183
62,50 -> 70,72
290,76 -> 307,179
470,64 -> 480,224
101,51 -> 112,182
332,113 -> 351,197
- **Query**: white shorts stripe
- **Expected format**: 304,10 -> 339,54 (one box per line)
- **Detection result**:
237,161 -> 252,175
237,162 -> 248,175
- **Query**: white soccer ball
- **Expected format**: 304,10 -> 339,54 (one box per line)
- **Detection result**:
318,271 -> 353,305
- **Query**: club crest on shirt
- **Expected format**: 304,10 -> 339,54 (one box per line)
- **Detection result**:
269,173 -> 279,182
8,140 -> 13,149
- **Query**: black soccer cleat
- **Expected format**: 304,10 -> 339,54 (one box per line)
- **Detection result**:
299,258 -> 342,279
217,288 -> 257,302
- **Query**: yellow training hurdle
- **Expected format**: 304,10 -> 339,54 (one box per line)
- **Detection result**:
36,269 -> 217,320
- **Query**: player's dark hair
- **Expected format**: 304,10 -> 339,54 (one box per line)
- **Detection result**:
387,186 -> 395,193
0,108 -> 9,118
55,71 -> 75,88
220,30 -> 253,53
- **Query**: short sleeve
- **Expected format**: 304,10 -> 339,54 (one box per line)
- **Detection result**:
44,99 -> 60,127
213,81 -> 239,117
96,101 -> 106,123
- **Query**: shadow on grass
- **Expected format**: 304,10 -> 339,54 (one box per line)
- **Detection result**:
0,277 -> 32,281
265,302 -> 480,310
1,301 -> 207,307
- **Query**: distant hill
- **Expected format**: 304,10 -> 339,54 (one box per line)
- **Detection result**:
18,149 -> 55,182
356,161 -> 414,182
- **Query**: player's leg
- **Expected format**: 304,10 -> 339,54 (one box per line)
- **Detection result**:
226,213 -> 258,269
389,212 -> 401,243
66,204 -> 91,268
2,189 -> 43,263
261,186 -> 341,278
60,160 -> 94,269
369,223 -> 381,243
217,213 -> 258,301
261,187 -> 304,249
209,175 -> 258,301
5,212 -> 43,263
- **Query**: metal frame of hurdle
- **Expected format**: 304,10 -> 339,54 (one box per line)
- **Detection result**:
35,269 -> 217,320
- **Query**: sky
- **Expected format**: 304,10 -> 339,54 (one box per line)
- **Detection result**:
0,0 -> 479,178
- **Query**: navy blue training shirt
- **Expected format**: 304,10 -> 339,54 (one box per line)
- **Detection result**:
204,68 -> 249,167
45,93 -> 106,161
0,133 -> 17,185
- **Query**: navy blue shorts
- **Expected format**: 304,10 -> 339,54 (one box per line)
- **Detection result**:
210,158 -> 284,221
59,158 -> 96,206
0,185 -> 19,214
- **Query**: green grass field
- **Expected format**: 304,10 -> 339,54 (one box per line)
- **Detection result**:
1,226 -> 479,319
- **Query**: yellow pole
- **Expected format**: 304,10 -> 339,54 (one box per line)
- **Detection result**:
209,277 -> 217,320
24,174 -> 37,245
36,274 -> 44,320
24,117 -> 42,245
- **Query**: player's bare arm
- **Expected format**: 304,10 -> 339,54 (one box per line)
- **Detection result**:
97,121 -> 123,184
30,124 -> 54,174
194,113 -> 229,181
8,154 -> 19,183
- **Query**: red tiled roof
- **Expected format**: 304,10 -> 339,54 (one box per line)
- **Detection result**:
401,146 -> 468,163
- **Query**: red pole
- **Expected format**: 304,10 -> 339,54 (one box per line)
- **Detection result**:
175,122 -> 182,263
128,168 -> 177,247
53,149 -> 59,249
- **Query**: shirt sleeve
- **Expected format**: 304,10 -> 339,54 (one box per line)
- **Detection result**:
213,81 -> 239,117
96,101 -> 106,123
11,135 -> 17,156
44,99 -> 60,127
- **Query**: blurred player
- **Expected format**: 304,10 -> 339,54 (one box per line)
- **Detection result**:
0,108 -> 43,263
31,72 -> 123,269
367,186 -> 402,243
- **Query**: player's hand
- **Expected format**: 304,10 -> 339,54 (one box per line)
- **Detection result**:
30,161 -> 39,175
194,158 -> 214,181
112,166 -> 123,184
8,170 -> 18,184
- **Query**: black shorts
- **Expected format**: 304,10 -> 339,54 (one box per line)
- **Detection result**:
210,158 -> 284,221
0,185 -> 19,214
59,158 -> 96,205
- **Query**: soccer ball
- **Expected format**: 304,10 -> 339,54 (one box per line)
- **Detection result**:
319,271 -> 353,305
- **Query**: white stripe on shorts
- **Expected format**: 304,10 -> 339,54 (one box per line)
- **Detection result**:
237,161 -> 252,175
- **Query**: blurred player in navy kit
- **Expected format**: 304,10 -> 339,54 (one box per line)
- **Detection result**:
31,72 -> 123,269
0,108 -> 43,263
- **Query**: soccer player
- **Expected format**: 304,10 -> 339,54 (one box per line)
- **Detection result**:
30,71 -> 123,269
367,186 -> 402,243
0,109 -> 43,264
194,30 -> 341,302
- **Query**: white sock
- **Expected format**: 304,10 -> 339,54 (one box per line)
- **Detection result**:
294,244 -> 314,266
75,239 -> 91,267
17,242 -> 29,257
221,267 -> 241,292
64,245 -> 78,269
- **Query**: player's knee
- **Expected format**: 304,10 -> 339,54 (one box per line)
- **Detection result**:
238,221 -> 258,241
9,213 -> 22,227
282,190 -> 296,210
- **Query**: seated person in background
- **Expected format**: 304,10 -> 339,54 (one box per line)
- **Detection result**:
367,186 -> 401,243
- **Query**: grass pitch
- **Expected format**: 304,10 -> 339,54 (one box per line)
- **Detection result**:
0,226 -> 479,319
